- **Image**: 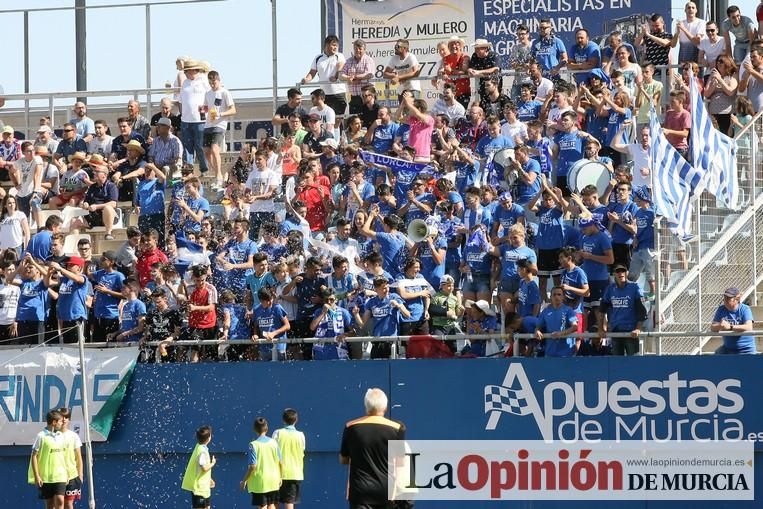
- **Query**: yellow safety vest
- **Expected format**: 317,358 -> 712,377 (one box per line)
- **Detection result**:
246,437 -> 281,494
63,430 -> 80,481
28,429 -> 68,484
181,443 -> 212,498
275,427 -> 305,481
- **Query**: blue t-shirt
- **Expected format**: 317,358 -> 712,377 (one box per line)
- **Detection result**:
245,271 -> 277,308
371,122 -> 399,154
535,206 -> 565,250
17,279 -> 48,322
517,100 -> 542,122
120,299 -> 147,341
531,37 -> 567,73
222,303 -> 251,340
27,231 -> 52,262
403,193 -> 437,226
608,200 -> 638,244
517,279 -> 541,317
581,231 -> 612,281
713,303 -> 755,353
93,269 -> 125,319
375,232 -> 406,277
528,137 -> 553,176
585,108 -> 608,144
493,203 -> 525,236
499,244 -> 537,281
136,178 -> 165,215
365,294 -> 405,337
515,159 -> 542,205
253,303 -> 288,354
442,217 -> 463,266
57,276 -> 88,321
463,240 -> 493,274
554,131 -> 583,178
295,274 -> 328,321
634,207 -> 655,251
182,196 -> 210,234
455,160 -> 479,195
570,41 -> 601,83
388,166 -> 419,205
560,266 -> 588,313
537,304 -> 578,357
312,306 -> 353,360
394,274 -> 428,322
602,282 -> 644,332
605,108 -> 632,147
476,134 -> 514,159
418,236 -> 447,289
355,270 -> 393,309
589,204 -> 610,230
222,238 -> 259,292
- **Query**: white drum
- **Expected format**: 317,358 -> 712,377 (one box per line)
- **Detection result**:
568,159 -> 610,195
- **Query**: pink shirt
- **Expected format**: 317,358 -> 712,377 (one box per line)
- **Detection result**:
664,108 -> 690,151
407,114 -> 434,160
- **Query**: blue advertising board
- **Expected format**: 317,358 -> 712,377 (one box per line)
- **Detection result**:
3,357 -> 762,508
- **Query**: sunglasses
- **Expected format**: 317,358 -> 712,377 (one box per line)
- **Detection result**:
63,129 -> 74,132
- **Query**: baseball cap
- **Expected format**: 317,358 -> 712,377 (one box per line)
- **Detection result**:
2,126 -> 13,135
465,299 -> 495,316
308,113 -> 321,121
439,274 -> 455,286
724,287 -> 741,298
499,191 -> 512,202
613,263 -> 628,272
65,256 -> 85,268
319,138 -> 338,149
37,125 -> 52,134
157,117 -> 172,127
101,251 -> 117,262
633,185 -> 652,204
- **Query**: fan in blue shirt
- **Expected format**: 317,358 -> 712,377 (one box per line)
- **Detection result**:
93,263 -> 126,321
359,207 -> 409,277
310,289 -> 354,360
111,282 -> 147,342
490,193 -> 525,239
454,149 -> 480,195
599,265 -> 646,356
354,277 -> 410,358
535,287 -> 579,357
711,287 -> 756,354
252,288 -> 291,359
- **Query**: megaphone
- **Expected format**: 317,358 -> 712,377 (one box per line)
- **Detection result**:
408,218 -> 439,242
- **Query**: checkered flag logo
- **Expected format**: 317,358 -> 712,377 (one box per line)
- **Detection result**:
484,385 -> 533,416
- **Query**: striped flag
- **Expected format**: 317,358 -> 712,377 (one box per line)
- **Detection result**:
689,77 -> 740,209
649,108 -> 696,240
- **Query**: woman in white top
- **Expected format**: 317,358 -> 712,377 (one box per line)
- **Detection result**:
0,194 -> 30,256
611,45 -> 642,100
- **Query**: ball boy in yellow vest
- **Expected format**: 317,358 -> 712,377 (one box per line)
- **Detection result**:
272,408 -> 306,509
29,409 -> 68,509
240,417 -> 282,509
182,425 -> 217,509
58,407 -> 83,509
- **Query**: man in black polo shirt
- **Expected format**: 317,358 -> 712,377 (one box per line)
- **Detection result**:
340,388 -> 406,509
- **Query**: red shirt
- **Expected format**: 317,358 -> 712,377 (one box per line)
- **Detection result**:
136,248 -> 168,287
296,185 -> 328,232
188,282 -> 217,329
443,53 -> 471,96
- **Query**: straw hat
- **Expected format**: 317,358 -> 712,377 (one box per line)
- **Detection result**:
182,59 -> 205,71
122,139 -> 146,155
69,151 -> 87,163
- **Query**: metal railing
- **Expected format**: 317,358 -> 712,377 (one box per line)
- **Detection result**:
2,329 -> 759,358
656,110 -> 763,354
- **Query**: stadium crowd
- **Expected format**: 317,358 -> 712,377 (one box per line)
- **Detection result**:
0,2 -> 759,360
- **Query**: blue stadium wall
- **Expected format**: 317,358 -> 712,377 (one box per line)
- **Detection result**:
5,357 -> 763,508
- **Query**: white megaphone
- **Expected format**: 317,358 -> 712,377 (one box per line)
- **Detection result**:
408,218 -> 439,242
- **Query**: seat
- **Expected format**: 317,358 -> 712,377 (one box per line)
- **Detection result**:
63,233 -> 91,256
31,209 -> 64,231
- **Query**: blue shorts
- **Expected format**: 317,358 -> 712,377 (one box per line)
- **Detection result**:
462,274 -> 491,295
499,278 -> 520,294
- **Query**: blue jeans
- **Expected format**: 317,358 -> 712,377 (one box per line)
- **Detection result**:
181,121 -> 207,172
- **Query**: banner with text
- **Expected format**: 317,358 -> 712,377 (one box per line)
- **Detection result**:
327,0 -> 671,79
389,440 -> 754,500
0,346 -> 138,445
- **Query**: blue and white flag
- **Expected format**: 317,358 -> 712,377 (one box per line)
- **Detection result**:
175,235 -> 208,277
689,78 -> 740,210
359,150 -> 434,174
649,109 -> 696,240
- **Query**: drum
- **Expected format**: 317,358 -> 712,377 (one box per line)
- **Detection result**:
568,159 -> 610,195
491,148 -> 517,189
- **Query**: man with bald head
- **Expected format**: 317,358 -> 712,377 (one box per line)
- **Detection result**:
70,101 -> 94,143
150,97 -> 181,136
340,388 -> 407,509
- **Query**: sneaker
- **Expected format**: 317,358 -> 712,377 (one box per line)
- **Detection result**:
105,234 -> 115,240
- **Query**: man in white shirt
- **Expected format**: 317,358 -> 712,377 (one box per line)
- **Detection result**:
87,120 -> 113,158
384,38 -> 422,97
203,70 -> 236,189
698,21 -> 727,73
34,125 -> 59,154
673,1 -> 706,64
430,83 -> 467,123
302,35 -> 348,119
327,217 -> 361,267
245,149 -> 280,241
610,124 -> 651,189
178,60 -> 211,174
309,89 -> 338,139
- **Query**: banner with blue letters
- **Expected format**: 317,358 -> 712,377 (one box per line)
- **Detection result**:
0,346 -> 138,444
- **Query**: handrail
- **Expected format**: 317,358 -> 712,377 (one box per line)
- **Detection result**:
2,329 -> 752,351
734,108 -> 763,140
1,85 -> 294,102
